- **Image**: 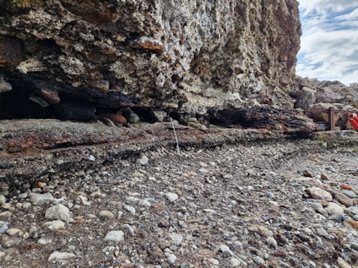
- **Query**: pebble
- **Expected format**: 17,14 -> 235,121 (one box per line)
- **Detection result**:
21,202 -> 31,210
138,199 -> 151,208
99,210 -> 115,219
29,193 -> 54,206
124,205 -> 136,215
230,257 -> 244,267
321,173 -> 329,180
6,228 -> 22,236
249,225 -> 273,237
308,202 -> 328,217
167,254 -> 177,264
328,214 -> 346,222
332,190 -> 354,207
165,192 -> 179,203
137,154 -> 149,166
308,187 -> 332,201
325,202 -> 345,215
121,224 -> 135,236
337,257 -> 352,268
0,195 -> 6,205
253,256 -> 265,265
303,170 -> 313,177
351,243 -> 358,251
0,221 -> 9,234
38,238 -> 52,245
43,220 -> 65,231
104,230 -> 124,242
169,233 -> 183,246
48,251 -> 76,262
45,204 -> 70,223
266,236 -> 277,248
220,244 -> 234,256
342,190 -> 357,199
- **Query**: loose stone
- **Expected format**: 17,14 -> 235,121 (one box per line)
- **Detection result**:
99,210 -> 115,220
29,193 -> 54,206
48,251 -> 76,262
45,204 -> 70,223
308,187 -> 332,201
104,231 -> 124,242
165,192 -> 179,203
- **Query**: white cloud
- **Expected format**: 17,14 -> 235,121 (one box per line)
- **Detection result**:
297,1 -> 358,85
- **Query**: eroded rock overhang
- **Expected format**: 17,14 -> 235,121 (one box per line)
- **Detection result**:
0,0 -> 301,122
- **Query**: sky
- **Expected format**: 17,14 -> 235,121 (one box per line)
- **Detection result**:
297,0 -> 358,85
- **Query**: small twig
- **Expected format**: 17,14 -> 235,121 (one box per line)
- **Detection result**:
171,118 -> 181,155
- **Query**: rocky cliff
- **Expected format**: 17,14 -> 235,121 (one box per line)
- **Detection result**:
0,0 -> 301,121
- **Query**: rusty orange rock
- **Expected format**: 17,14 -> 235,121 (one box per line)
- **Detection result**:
340,184 -> 353,191
347,220 -> 358,230
35,181 -> 44,189
106,114 -> 127,125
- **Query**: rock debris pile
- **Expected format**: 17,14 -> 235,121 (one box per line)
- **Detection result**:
0,140 -> 358,267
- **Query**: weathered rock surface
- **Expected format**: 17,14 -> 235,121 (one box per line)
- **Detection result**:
294,77 -> 358,130
0,0 -> 301,120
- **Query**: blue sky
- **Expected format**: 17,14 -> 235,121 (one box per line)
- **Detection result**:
297,0 -> 358,85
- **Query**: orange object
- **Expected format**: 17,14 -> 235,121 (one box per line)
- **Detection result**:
350,115 -> 358,131
347,219 -> 358,230
340,184 -> 353,190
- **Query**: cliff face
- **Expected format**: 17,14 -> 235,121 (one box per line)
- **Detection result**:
0,0 -> 301,120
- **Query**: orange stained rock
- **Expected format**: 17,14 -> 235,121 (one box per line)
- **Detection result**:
35,181 -> 44,189
347,220 -> 358,230
340,184 -> 353,190
106,114 -> 127,125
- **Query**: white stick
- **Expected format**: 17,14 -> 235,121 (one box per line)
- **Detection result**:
171,119 -> 181,155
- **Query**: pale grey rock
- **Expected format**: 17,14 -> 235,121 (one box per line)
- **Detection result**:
325,202 -> 345,216
124,205 -> 136,215
342,190 -> 357,199
0,195 -> 5,205
121,224 -> 135,236
220,245 -> 234,256
137,154 -> 149,166
43,220 -> 65,231
104,231 -> 124,242
48,251 -> 76,262
167,254 -> 177,264
45,204 -> 70,223
230,257 -> 245,267
169,233 -> 183,246
99,210 -> 115,220
165,192 -> 179,203
138,199 -> 151,208
253,256 -> 265,265
29,193 -> 54,206
0,221 -> 9,234
6,228 -> 22,236
308,187 -> 333,201
266,236 -> 277,249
